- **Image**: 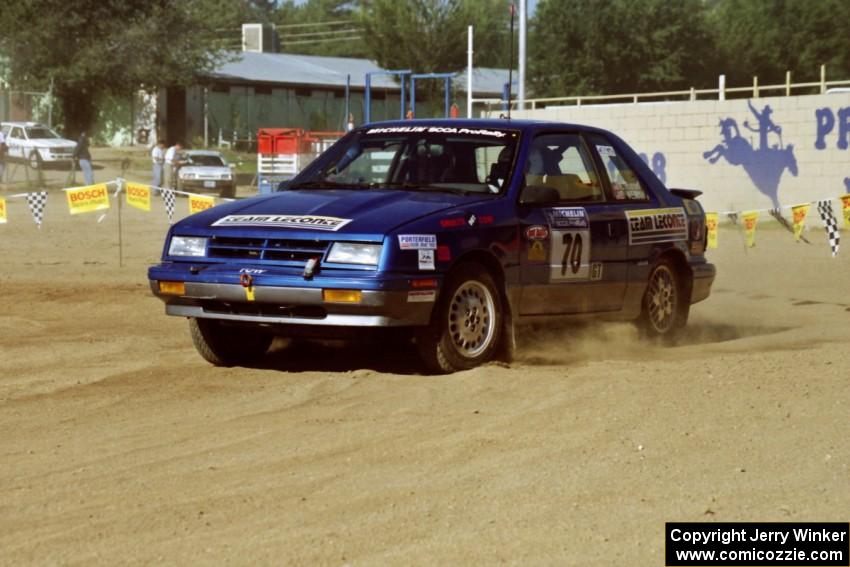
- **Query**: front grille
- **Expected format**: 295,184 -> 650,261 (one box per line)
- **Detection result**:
201,300 -> 327,319
206,236 -> 329,266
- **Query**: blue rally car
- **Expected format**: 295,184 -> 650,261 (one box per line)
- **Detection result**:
149,119 -> 715,373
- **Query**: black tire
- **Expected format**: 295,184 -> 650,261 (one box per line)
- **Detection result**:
29,151 -> 42,170
415,263 -> 503,374
219,183 -> 236,199
638,258 -> 690,342
189,318 -> 272,367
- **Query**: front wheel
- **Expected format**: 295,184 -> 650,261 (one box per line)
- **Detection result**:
416,263 -> 503,374
29,151 -> 42,170
638,259 -> 689,341
189,318 -> 272,366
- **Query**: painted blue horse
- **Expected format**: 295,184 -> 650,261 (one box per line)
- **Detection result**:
703,103 -> 797,208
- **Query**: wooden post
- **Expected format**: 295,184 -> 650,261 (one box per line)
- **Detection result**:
820,64 -> 826,94
753,76 -> 759,98
786,71 -> 791,96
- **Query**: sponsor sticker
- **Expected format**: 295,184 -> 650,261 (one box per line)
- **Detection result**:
407,290 -> 437,303
551,230 -> 591,281
66,184 -> 110,215
398,234 -> 437,250
418,249 -> 435,271
527,240 -> 547,262
125,182 -> 151,212
590,262 -> 603,281
595,145 -> 617,158
525,225 -> 550,241
626,207 -> 688,245
212,214 -> 352,231
189,194 -> 215,214
546,207 -> 588,229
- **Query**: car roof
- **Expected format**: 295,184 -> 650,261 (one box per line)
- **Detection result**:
1,121 -> 45,127
184,149 -> 225,157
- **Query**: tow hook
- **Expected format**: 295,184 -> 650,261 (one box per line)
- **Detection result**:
303,257 -> 319,279
239,273 -> 255,301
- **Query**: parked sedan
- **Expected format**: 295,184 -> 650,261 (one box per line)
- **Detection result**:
177,150 -> 236,198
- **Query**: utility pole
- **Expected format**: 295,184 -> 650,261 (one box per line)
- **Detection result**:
467,25 -> 473,118
518,0 -> 526,109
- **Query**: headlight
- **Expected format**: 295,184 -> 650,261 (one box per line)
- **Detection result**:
182,173 -> 195,180
168,236 -> 207,257
327,242 -> 382,265
220,173 -> 232,180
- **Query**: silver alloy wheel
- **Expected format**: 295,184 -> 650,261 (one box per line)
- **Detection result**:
448,280 -> 496,357
647,265 -> 677,333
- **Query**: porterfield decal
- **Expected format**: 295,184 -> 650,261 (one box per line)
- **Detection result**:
626,208 -> 688,245
212,214 -> 352,231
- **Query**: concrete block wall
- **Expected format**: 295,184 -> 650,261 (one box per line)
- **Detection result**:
514,93 -> 850,213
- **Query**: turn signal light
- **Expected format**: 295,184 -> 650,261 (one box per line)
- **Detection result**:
322,289 -> 362,303
158,281 -> 186,295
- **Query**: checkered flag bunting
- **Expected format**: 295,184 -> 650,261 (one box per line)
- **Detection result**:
817,200 -> 840,257
26,191 -> 48,228
160,186 -> 175,224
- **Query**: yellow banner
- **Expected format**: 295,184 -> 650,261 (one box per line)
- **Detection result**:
0,197 -> 6,224
791,203 -> 810,241
742,210 -> 759,247
126,182 -> 151,212
705,212 -> 718,249
189,194 -> 215,214
66,184 -> 110,215
841,195 -> 850,228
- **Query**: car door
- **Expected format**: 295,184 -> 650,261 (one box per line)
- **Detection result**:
517,132 -> 627,315
7,127 -> 24,160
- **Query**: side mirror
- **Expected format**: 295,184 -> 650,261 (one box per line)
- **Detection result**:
519,183 -> 560,206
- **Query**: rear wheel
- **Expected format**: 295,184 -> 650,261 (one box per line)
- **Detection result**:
416,263 -> 502,373
189,318 -> 272,366
639,259 -> 689,341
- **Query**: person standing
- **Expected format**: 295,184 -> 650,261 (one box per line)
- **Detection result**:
164,141 -> 183,189
151,140 -> 166,188
0,128 -> 7,183
73,132 -> 94,185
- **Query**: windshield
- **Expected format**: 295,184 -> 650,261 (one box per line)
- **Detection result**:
293,126 -> 520,194
25,127 -> 60,139
187,154 -> 226,167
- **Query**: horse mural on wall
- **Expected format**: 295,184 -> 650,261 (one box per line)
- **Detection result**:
703,100 -> 798,208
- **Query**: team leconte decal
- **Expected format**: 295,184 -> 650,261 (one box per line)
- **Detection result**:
398,234 -> 437,250
546,207 -> 589,229
418,249 -> 435,270
212,214 -> 352,231
626,207 -> 688,245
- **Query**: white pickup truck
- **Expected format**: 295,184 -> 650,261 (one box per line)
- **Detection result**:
0,121 -> 77,169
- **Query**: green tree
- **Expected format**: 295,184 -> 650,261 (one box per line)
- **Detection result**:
359,0 -> 512,73
708,0 -> 850,85
273,0 -> 368,57
0,0 -> 235,137
529,0 -> 716,97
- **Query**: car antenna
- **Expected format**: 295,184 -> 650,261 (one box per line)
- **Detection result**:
506,2 -> 515,120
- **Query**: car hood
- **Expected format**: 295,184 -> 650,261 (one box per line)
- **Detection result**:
179,166 -> 230,177
176,188 -> 493,239
30,138 -> 76,148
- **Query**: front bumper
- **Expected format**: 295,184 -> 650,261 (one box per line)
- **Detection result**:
149,263 -> 440,328
178,179 -> 234,191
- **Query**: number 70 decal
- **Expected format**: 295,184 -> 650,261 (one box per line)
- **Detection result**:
550,230 -> 591,281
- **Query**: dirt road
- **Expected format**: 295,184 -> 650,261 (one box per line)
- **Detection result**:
1,191 -> 848,565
